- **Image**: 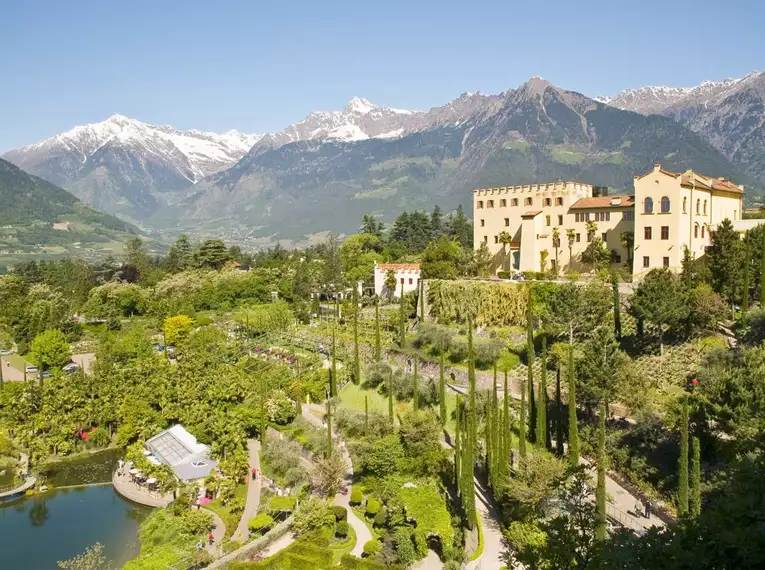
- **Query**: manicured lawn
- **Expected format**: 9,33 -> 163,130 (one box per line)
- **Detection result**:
205,483 -> 248,539
328,525 -> 357,563
338,382 -> 459,435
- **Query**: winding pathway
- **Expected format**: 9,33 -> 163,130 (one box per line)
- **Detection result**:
232,439 -> 262,542
203,508 -> 226,558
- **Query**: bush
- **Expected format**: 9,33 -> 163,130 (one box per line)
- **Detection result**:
332,505 -> 348,522
292,496 -> 335,534
374,508 -> 387,528
474,337 -> 504,368
248,513 -> 274,535
350,487 -> 363,505
269,495 -> 297,513
363,539 -> 382,557
335,520 -> 349,539
448,336 -> 468,363
89,427 -> 110,448
366,497 -> 381,517
364,361 -> 393,389
228,496 -> 245,515
497,271 -> 512,279
393,528 -> 417,565
265,389 -> 297,425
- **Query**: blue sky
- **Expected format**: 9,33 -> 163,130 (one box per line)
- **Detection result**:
1,0 -> 762,151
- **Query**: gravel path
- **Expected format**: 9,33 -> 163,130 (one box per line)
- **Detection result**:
232,439 -> 262,542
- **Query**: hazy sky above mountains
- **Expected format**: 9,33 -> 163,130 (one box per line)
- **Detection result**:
1,0 -> 761,151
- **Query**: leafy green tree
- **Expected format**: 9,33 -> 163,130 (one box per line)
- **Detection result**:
421,235 -> 462,279
630,268 -> 688,355
446,204 -> 473,250
340,233 -> 383,284
30,329 -> 71,371
195,239 -> 232,270
708,218 -> 744,306
612,272 -> 621,340
581,238 -> 611,270
545,280 -> 612,344
577,327 -> 629,408
123,237 -> 149,283
472,242 -> 492,277
167,234 -> 193,272
360,213 -> 384,237
311,452 -> 345,497
292,496 -> 335,534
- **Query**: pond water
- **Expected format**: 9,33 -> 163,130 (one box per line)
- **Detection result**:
0,450 -> 151,569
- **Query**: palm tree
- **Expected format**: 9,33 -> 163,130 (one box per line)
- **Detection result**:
498,231 -> 512,271
620,232 -> 634,267
551,227 -> 561,276
585,220 -> 598,243
566,229 -> 576,271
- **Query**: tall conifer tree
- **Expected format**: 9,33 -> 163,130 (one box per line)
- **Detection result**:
567,344 -> 579,468
595,400 -> 607,541
691,435 -> 701,519
678,400 -> 690,516
536,335 -> 548,449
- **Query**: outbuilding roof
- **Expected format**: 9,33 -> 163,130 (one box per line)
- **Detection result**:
570,196 -> 635,209
145,425 -> 217,482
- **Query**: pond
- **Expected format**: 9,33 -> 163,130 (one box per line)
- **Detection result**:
0,450 -> 152,569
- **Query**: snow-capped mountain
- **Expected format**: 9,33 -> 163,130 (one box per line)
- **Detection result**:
600,72 -> 765,184
244,97 -> 422,157
3,115 -> 261,220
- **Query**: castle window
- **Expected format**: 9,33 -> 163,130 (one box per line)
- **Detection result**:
500,199 -> 506,207
624,211 -> 634,221
644,197 -> 654,214
504,218 -> 509,227
487,200 -> 494,208
545,198 -> 552,207
643,256 -> 650,268
661,226 -> 669,240
644,227 -> 652,240
558,215 -> 563,225
696,199 -> 700,214
512,198 -> 518,207
703,200 -> 707,215
660,196 -> 670,213
546,215 -> 551,226
477,201 -> 484,209
683,197 -> 687,213
480,219 -> 485,227
701,225 -> 705,238
694,224 -> 699,238
663,257 -> 670,268
494,235 -> 499,244
525,197 -> 533,206
556,197 -> 563,206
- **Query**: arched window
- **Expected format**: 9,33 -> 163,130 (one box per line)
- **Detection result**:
660,196 -> 670,213
683,197 -> 687,213
694,224 -> 699,238
644,197 -> 654,214
703,200 -> 707,215
696,199 -> 700,214
701,225 -> 706,238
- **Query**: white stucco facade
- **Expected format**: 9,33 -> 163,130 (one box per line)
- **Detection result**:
373,263 -> 421,298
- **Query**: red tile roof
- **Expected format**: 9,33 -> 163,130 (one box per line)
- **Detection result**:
376,263 -> 421,271
521,210 -> 542,218
636,164 -> 743,194
570,195 -> 635,209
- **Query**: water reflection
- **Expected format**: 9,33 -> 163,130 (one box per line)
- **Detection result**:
28,498 -> 49,527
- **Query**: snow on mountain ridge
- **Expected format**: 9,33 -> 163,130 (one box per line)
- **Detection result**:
17,114 -> 262,182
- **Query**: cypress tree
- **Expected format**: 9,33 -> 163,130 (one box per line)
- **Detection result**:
761,229 -> 765,306
492,363 -> 499,481
612,271 -> 622,340
455,398 -> 462,491
353,294 -> 361,384
567,344 -> 579,468
330,326 -> 338,396
743,239 -> 751,315
465,317 -> 477,528
259,374 -> 266,444
364,394 -> 369,436
502,369 -> 511,478
595,400 -> 607,541
399,281 -> 406,347
439,351 -> 447,425
374,298 -> 381,362
413,357 -> 419,410
536,335 -> 548,449
678,400 -> 690,516
419,278 -> 426,320
326,393 -> 333,458
526,285 -> 536,443
0,356 -> 4,390
486,397 -> 494,483
388,369 -> 394,424
555,363 -> 564,456
519,369 -> 527,464
691,435 -> 701,519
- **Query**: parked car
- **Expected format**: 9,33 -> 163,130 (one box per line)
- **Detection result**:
25,365 -> 38,374
40,370 -> 52,379
63,363 -> 80,374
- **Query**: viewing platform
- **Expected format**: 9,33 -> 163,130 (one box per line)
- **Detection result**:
112,465 -> 173,508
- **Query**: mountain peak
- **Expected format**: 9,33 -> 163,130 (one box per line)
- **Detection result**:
344,97 -> 377,114
523,76 -> 553,96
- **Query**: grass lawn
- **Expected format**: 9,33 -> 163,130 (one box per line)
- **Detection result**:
337,383 -> 459,436
205,483 -> 248,539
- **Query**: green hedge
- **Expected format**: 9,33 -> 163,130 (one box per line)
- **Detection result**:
340,554 -> 404,570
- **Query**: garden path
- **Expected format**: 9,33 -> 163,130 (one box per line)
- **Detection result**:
412,549 -> 443,569
467,475 -> 506,570
231,439 -> 262,542
203,508 -> 226,558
